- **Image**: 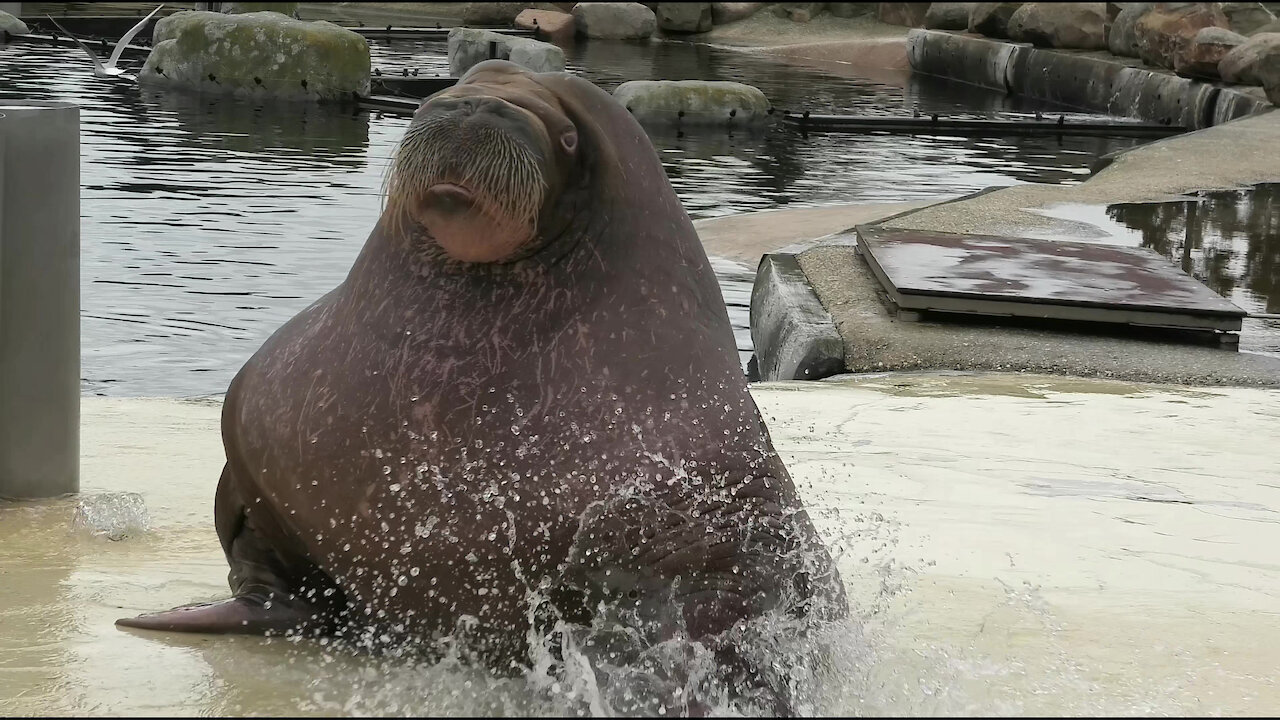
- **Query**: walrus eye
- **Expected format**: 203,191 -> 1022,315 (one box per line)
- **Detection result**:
560,130 -> 578,154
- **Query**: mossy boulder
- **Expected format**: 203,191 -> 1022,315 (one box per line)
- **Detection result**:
612,80 -> 775,127
139,11 -> 370,103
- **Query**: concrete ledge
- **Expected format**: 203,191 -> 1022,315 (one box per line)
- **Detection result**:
907,29 -> 1274,129
794,236 -> 1280,387
749,253 -> 845,381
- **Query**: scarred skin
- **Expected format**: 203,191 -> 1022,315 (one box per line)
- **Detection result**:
118,61 -> 845,695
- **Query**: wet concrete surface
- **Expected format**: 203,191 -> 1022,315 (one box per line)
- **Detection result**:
797,242 -> 1280,385
3,373 -> 1279,714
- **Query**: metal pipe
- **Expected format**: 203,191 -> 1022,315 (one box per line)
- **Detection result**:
0,100 -> 80,499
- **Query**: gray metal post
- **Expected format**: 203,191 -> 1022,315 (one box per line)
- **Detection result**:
0,101 -> 80,499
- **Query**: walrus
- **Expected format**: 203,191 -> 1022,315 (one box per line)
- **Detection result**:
117,60 -> 846,711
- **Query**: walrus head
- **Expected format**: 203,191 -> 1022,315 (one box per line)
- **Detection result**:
385,61 -> 586,264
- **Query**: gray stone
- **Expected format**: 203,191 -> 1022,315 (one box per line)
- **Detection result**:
750,253 -> 845,382
0,9 -> 27,36
1135,2 -> 1229,70
1174,26 -> 1247,78
571,2 -> 657,38
140,11 -> 371,102
925,2 -> 977,30
711,2 -> 765,23
1248,19 -> 1280,36
828,3 -> 874,18
877,2 -> 928,26
612,79 -> 775,126
772,2 -> 827,22
1218,31 -> 1280,84
1221,2 -> 1276,35
968,2 -> 1026,37
463,2 -> 536,24
219,2 -> 299,15
657,2 -> 712,32
448,28 -> 565,75
1108,3 -> 1153,57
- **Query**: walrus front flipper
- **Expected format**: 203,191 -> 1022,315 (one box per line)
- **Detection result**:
117,464 -> 342,636
115,595 -> 315,635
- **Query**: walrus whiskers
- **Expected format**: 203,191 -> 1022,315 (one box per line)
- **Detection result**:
383,116 -> 548,244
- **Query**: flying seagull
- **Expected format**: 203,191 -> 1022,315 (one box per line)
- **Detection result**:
47,5 -> 164,82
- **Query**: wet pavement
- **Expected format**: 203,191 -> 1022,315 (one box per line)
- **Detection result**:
3,373 -> 1278,715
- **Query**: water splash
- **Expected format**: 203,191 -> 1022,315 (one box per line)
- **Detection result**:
70,492 -> 151,541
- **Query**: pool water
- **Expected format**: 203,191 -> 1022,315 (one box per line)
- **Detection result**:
0,40 -> 1143,396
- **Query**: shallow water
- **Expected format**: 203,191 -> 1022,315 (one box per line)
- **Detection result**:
3,373 -> 1278,715
0,41 -> 1145,397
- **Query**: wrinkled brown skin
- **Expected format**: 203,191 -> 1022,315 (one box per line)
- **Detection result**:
118,60 -> 846,694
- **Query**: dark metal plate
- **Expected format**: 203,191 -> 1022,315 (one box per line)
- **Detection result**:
856,226 -> 1245,331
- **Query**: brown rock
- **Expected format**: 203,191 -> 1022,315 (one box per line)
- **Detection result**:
1218,31 -> 1280,84
968,2 -> 1026,37
925,2 -> 976,30
878,2 -> 929,27
1008,2 -> 1108,50
1173,26 -> 1248,77
710,2 -> 765,24
1134,2 -> 1229,70
515,9 -> 575,43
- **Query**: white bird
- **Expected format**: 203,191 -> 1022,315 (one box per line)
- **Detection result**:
47,5 -> 164,82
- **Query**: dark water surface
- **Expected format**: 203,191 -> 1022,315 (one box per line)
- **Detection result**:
2,40 -> 1143,396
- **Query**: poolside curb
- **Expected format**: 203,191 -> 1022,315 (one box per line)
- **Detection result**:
906,29 -> 1273,130
750,251 -> 845,382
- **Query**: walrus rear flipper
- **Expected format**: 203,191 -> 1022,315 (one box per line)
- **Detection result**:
116,464 -> 342,636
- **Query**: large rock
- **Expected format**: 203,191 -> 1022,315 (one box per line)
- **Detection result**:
1251,19 -> 1280,35
1221,2 -> 1276,35
612,80 -> 774,127
772,2 -> 827,22
1108,3 -> 1153,57
711,3 -> 765,24
0,9 -> 28,36
925,3 -> 977,30
515,9 -> 575,43
448,28 -> 565,75
877,2 -> 928,26
139,11 -> 370,102
968,2 -> 1026,37
1218,31 -> 1280,84
1173,25 -> 1247,77
463,2 -> 536,24
571,2 -> 657,39
1008,2 -> 1108,49
1135,2 -> 1229,70
657,2 -> 712,32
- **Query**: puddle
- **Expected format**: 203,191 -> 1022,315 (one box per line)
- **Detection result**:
1029,184 -> 1280,357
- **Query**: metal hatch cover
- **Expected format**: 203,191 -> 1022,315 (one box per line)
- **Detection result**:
854,226 -> 1246,333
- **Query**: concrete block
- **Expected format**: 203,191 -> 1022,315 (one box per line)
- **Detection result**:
750,253 -> 845,382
